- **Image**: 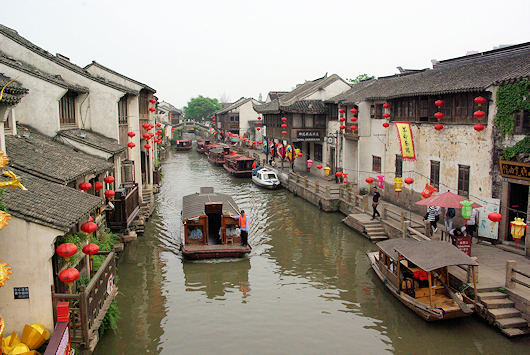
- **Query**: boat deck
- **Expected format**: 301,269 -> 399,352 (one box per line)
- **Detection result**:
416,295 -> 460,312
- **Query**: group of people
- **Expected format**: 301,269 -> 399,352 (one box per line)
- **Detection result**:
187,210 -> 250,247
426,205 -> 478,238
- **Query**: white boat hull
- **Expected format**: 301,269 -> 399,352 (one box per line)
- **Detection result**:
252,176 -> 280,189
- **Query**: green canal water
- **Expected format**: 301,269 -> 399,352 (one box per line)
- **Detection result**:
95,146 -> 529,354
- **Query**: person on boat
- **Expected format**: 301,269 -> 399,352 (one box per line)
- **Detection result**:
371,187 -> 381,220
238,210 -> 249,246
189,226 -> 203,240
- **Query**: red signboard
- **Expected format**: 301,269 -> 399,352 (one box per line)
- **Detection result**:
455,237 -> 471,256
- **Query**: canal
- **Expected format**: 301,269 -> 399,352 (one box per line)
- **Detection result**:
95,145 -> 529,354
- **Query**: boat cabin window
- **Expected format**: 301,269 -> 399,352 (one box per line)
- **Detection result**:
264,173 -> 276,180
188,225 -> 204,240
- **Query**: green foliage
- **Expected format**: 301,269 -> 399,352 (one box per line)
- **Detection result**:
90,229 -> 118,270
0,188 -> 7,211
183,95 -> 221,121
154,158 -> 161,168
502,136 -> 530,161
99,300 -> 120,336
347,74 -> 374,84
494,79 -> 530,135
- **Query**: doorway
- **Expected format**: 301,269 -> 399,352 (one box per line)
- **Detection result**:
507,182 -> 528,242
329,147 -> 336,174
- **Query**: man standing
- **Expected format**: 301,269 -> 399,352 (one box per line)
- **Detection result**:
372,187 -> 381,220
238,210 -> 249,246
466,208 -> 479,239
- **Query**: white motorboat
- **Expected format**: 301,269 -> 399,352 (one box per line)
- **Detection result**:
252,168 -> 280,189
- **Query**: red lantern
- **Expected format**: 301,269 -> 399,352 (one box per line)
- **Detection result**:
339,109 -> 345,114
143,133 -> 150,140
82,243 -> 99,256
383,103 -> 390,109
256,127 -> 261,131
142,123 -> 150,130
172,128 -> 175,132
104,176 -> 115,184
157,130 -> 162,135
212,118 -> 216,121
149,124 -> 155,130
350,108 -> 358,114
488,212 -> 502,223
281,117 -> 287,122
59,268 -> 80,287
434,124 -> 444,131
281,130 -> 287,135
149,98 -> 156,104
105,190 -> 115,198
156,123 -> 162,127
474,124 -> 484,131
365,177 -> 374,184
149,132 -> 155,139
257,116 -> 261,120
316,164 -> 323,170
256,122 -> 261,126
434,112 -> 444,120
336,172 -> 343,177
297,152 -> 303,157
281,123 -> 287,128
382,122 -> 389,128
474,96 -> 486,106
128,142 -> 136,148
78,182 -> 92,191
350,116 -> 357,122
404,177 -> 414,185
351,125 -> 358,131
144,143 -> 151,149
94,181 -> 103,191
383,113 -> 390,118
127,131 -> 135,138
56,243 -> 78,261
81,220 -> 97,234
473,110 -> 485,119
340,125 -> 345,130
149,107 -> 156,112
435,100 -> 444,107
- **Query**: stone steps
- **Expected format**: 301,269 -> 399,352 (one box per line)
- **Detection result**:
488,307 -> 522,319
478,291 -> 508,301
495,317 -> 529,329
501,327 -> 530,337
478,290 -> 529,337
481,298 -> 515,309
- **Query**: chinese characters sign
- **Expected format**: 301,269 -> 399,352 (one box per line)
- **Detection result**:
296,130 -> 321,142
499,160 -> 530,181
394,122 -> 416,160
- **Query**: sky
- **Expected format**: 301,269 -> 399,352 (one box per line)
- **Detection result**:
1,0 -> 529,108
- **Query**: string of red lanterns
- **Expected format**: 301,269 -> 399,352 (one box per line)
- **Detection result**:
382,103 -> 390,128
281,116 -> 287,135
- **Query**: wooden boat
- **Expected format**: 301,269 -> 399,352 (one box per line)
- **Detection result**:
204,143 -> 225,156
252,168 -> 280,189
207,146 -> 231,166
174,139 -> 192,151
223,154 -> 255,178
196,138 -> 211,153
367,239 -> 478,321
180,187 -> 251,260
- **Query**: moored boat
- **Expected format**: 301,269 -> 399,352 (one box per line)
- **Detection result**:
196,138 -> 211,153
367,239 -> 478,321
223,154 -> 255,178
204,143 -> 226,156
252,167 -> 280,189
175,139 -> 192,151
180,187 -> 251,260
207,146 -> 230,166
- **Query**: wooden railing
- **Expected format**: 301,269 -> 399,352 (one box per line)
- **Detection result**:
52,251 -> 118,351
106,183 -> 140,231
506,260 -> 530,289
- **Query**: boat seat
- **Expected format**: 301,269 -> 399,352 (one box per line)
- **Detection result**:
226,236 -> 234,245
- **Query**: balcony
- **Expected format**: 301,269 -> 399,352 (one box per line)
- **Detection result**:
105,183 -> 140,232
343,129 -> 359,141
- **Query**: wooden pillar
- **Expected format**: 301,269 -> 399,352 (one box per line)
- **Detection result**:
428,272 -> 433,308
402,221 -> 410,238
396,254 -> 401,290
505,260 -> 516,289
472,266 -> 478,301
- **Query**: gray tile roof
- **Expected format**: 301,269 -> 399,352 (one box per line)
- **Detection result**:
2,167 -> 103,231
0,73 -> 28,106
84,61 -> 156,93
216,97 -> 252,114
57,129 -> 126,155
6,125 -> 113,184
267,91 -> 288,100
0,25 -> 137,95
326,79 -> 377,104
281,100 -> 327,114
182,190 -> 239,220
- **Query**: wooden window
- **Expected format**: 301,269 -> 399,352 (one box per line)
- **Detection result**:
139,91 -> 149,117
419,97 -> 429,121
375,104 -> 383,119
314,143 -> 323,162
458,165 -> 470,198
59,91 -> 77,125
315,115 -> 326,128
370,105 -> 375,118
372,156 -> 381,173
513,110 -> 529,135
430,161 -> 440,189
454,94 -> 469,121
118,96 -> 128,124
395,155 -> 402,178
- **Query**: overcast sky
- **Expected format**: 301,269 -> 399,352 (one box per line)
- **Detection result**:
1,0 -> 529,107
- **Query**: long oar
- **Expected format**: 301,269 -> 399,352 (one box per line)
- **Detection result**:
433,272 -> 473,314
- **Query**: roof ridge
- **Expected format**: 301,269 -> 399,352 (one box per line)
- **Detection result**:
85,60 -> 156,93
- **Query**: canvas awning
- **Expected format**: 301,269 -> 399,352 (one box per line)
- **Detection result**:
415,191 -> 482,208
376,238 -> 419,260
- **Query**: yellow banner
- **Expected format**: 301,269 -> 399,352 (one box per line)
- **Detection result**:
395,122 -> 416,160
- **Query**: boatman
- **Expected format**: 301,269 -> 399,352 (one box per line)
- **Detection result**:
238,210 -> 249,246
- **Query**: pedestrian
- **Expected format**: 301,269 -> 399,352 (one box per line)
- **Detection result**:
466,208 -> 479,239
238,209 -> 249,246
427,205 -> 438,233
445,207 -> 455,232
371,187 -> 381,220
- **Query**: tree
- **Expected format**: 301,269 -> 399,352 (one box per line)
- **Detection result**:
347,74 -> 374,84
183,96 -> 222,121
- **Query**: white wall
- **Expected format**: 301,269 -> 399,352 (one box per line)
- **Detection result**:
0,217 -> 62,334
238,100 -> 260,136
304,80 -> 351,101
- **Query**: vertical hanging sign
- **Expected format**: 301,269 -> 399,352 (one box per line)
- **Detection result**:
394,122 -> 416,160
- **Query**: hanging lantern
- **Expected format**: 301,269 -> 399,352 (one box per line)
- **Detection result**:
56,243 -> 78,262
434,112 -> 444,120
82,243 -> 100,273
323,166 -> 331,177
316,164 -> 323,170
435,100 -> 444,108
281,123 -> 287,128
297,152 -> 303,157
281,117 -> 287,122
488,212 -> 502,227
156,130 -> 161,135
78,182 -> 92,192
59,268 -> 80,291
156,123 -> 162,127
128,142 -> 136,148
143,133 -> 150,140
104,176 -> 115,184
474,124 -> 485,132
282,130 -> 287,135
404,177 -> 414,185
339,125 -> 346,130
434,124 -> 444,131
257,116 -> 262,120
339,109 -> 345,114
0,259 -> 12,287
350,116 -> 357,122
81,219 -> 97,235
350,108 -> 358,114
365,177 -> 374,184
460,200 -> 473,219
376,175 -> 385,188
510,218 -> 527,242
336,172 -> 343,178
339,117 -> 346,122
257,121 -> 262,126
473,110 -> 485,119
127,131 -> 135,138
306,159 -> 313,170
94,182 -> 103,191
383,113 -> 390,118
149,107 -> 156,112
351,125 -> 358,131
149,98 -> 156,104
382,122 -> 389,128
394,177 -> 403,194
105,190 -> 115,199
144,143 -> 151,149
474,96 -> 487,106
421,183 -> 437,199
383,103 -> 390,109
142,123 -> 150,130
256,127 -> 261,131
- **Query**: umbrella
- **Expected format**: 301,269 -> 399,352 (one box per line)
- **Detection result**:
415,191 -> 482,208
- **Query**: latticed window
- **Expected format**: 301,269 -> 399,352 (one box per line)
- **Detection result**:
372,156 -> 381,173
59,91 -> 77,125
118,96 -> 128,124
430,161 -> 440,189
458,165 -> 470,198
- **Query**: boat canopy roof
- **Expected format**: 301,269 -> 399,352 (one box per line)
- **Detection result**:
226,154 -> 254,161
209,147 -> 226,154
377,239 -> 478,271
182,188 -> 239,220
